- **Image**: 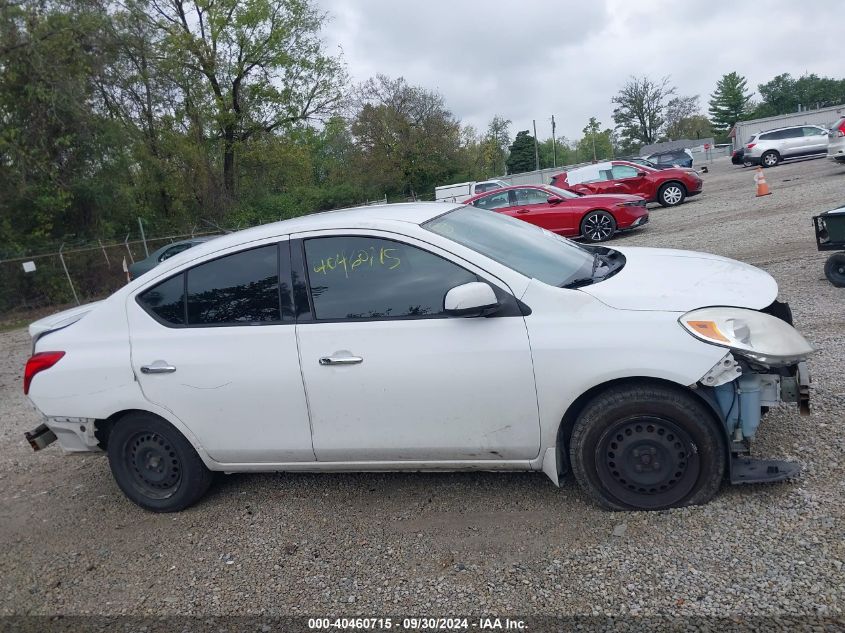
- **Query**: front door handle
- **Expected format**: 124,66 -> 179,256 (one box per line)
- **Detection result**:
516,208 -> 530,214
140,361 -> 177,374
319,356 -> 363,366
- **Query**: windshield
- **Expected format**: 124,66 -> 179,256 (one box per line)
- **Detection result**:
423,206 -> 594,287
545,185 -> 580,199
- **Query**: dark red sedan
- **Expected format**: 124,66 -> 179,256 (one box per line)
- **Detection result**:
463,184 -> 648,242
550,160 -> 703,207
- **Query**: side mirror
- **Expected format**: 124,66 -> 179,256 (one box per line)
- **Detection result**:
636,171 -> 647,178
546,195 -> 562,205
444,282 -> 499,317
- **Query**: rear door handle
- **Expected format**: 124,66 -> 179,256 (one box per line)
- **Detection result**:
319,356 -> 363,366
516,208 -> 530,214
140,361 -> 177,374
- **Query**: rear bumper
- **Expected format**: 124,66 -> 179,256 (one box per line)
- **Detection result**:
25,417 -> 100,453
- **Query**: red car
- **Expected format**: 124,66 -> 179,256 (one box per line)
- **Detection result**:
463,184 -> 648,242
550,160 -> 703,207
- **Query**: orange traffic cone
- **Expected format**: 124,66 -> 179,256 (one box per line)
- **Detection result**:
754,167 -> 771,197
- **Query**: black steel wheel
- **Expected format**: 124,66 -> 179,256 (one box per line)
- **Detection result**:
570,382 -> 726,511
824,252 -> 845,287
580,210 -> 617,242
107,412 -> 213,512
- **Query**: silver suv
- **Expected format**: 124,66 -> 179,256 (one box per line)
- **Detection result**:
744,125 -> 829,167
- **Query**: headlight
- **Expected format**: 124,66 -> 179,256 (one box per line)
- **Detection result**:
679,307 -> 814,366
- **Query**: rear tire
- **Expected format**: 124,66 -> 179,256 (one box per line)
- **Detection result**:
761,151 -> 780,167
569,382 -> 726,511
107,412 -> 213,512
824,252 -> 845,287
580,210 -> 617,242
657,182 -> 686,207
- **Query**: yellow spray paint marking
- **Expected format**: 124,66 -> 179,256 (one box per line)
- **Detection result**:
313,247 -> 401,277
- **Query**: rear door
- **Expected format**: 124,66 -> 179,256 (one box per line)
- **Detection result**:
127,239 -> 315,464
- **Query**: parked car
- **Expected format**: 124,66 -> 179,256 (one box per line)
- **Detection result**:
24,203 -> 813,513
827,116 -> 845,164
744,125 -> 829,167
731,147 -> 751,166
128,237 -> 213,280
645,148 -> 693,168
463,184 -> 648,242
551,161 -> 703,207
435,179 -> 508,203
622,156 -> 672,170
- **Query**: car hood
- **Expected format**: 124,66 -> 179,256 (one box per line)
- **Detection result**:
29,300 -> 104,338
579,247 -> 777,312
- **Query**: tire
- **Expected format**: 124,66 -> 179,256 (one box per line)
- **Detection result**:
580,210 -> 617,242
657,182 -> 686,207
107,412 -> 213,512
569,382 -> 726,511
761,151 -> 780,168
824,252 -> 845,287
743,159 -> 753,168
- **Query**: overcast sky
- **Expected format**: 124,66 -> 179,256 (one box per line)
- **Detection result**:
316,0 -> 840,141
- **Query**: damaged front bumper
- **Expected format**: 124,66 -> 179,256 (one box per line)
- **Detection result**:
697,352 -> 810,484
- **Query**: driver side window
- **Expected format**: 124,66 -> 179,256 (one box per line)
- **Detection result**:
513,188 -> 550,205
303,236 -> 478,321
611,165 -> 640,179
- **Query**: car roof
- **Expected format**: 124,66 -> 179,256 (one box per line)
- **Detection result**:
177,203 -> 461,257
760,124 -> 824,133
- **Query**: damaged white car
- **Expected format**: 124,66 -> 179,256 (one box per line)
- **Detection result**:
24,204 -> 813,512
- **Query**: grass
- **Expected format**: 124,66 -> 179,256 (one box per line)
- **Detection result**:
0,319 -> 28,333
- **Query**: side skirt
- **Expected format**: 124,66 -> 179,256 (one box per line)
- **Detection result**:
213,459 -> 536,474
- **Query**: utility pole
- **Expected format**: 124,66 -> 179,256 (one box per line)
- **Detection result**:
532,119 -> 540,172
551,115 -> 557,168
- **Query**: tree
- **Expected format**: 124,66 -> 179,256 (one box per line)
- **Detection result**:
754,73 -> 845,118
482,115 -> 510,176
664,95 -> 704,139
505,130 -> 536,174
708,72 -> 752,133
351,74 -> 461,198
138,0 -> 346,198
612,75 -> 676,149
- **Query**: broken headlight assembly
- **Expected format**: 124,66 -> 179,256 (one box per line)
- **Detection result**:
679,307 -> 814,366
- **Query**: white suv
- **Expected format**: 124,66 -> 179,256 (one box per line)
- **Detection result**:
744,125 -> 829,167
828,117 -> 845,164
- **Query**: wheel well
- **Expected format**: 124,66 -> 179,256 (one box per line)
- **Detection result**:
555,376 -> 723,476
94,409 -> 164,450
660,180 -> 687,194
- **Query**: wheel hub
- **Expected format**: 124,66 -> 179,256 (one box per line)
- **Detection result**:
595,416 -> 699,508
126,432 -> 181,497
585,214 -> 612,240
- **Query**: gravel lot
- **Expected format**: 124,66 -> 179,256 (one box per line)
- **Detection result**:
1,156 -> 844,623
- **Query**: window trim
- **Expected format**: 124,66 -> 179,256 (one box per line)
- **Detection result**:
136,242 -> 294,329
293,234 -> 523,324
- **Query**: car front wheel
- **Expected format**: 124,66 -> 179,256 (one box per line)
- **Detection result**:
824,252 -> 845,287
761,151 -> 780,167
107,412 -> 213,512
569,382 -> 726,511
657,182 -> 686,207
580,210 -> 617,242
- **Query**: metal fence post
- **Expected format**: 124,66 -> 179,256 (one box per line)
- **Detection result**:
98,239 -> 110,267
58,243 -> 80,305
124,233 -> 134,264
137,217 -> 149,257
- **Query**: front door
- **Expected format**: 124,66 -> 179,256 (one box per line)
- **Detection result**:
127,240 -> 315,464
506,187 -> 577,234
292,232 -> 540,462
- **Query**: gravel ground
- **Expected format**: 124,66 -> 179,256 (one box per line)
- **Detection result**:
1,156 -> 844,622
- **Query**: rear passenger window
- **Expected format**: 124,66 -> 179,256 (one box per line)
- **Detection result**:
137,244 -> 288,327
187,245 -> 281,325
138,274 -> 186,325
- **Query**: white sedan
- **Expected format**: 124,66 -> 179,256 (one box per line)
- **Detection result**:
23,204 -> 813,512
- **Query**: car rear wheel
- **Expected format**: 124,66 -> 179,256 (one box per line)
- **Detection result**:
569,382 -> 726,511
107,412 -> 213,512
657,182 -> 686,207
743,158 -> 753,168
761,151 -> 780,167
580,210 -> 617,242
824,252 -> 845,287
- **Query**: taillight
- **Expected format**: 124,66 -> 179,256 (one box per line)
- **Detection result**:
24,351 -> 65,394
746,143 -> 756,149
837,121 -> 845,137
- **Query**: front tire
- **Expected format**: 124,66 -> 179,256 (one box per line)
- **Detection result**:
569,382 -> 726,511
107,412 -> 213,512
580,210 -> 617,242
761,151 -> 780,167
824,252 -> 845,287
657,182 -> 686,207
